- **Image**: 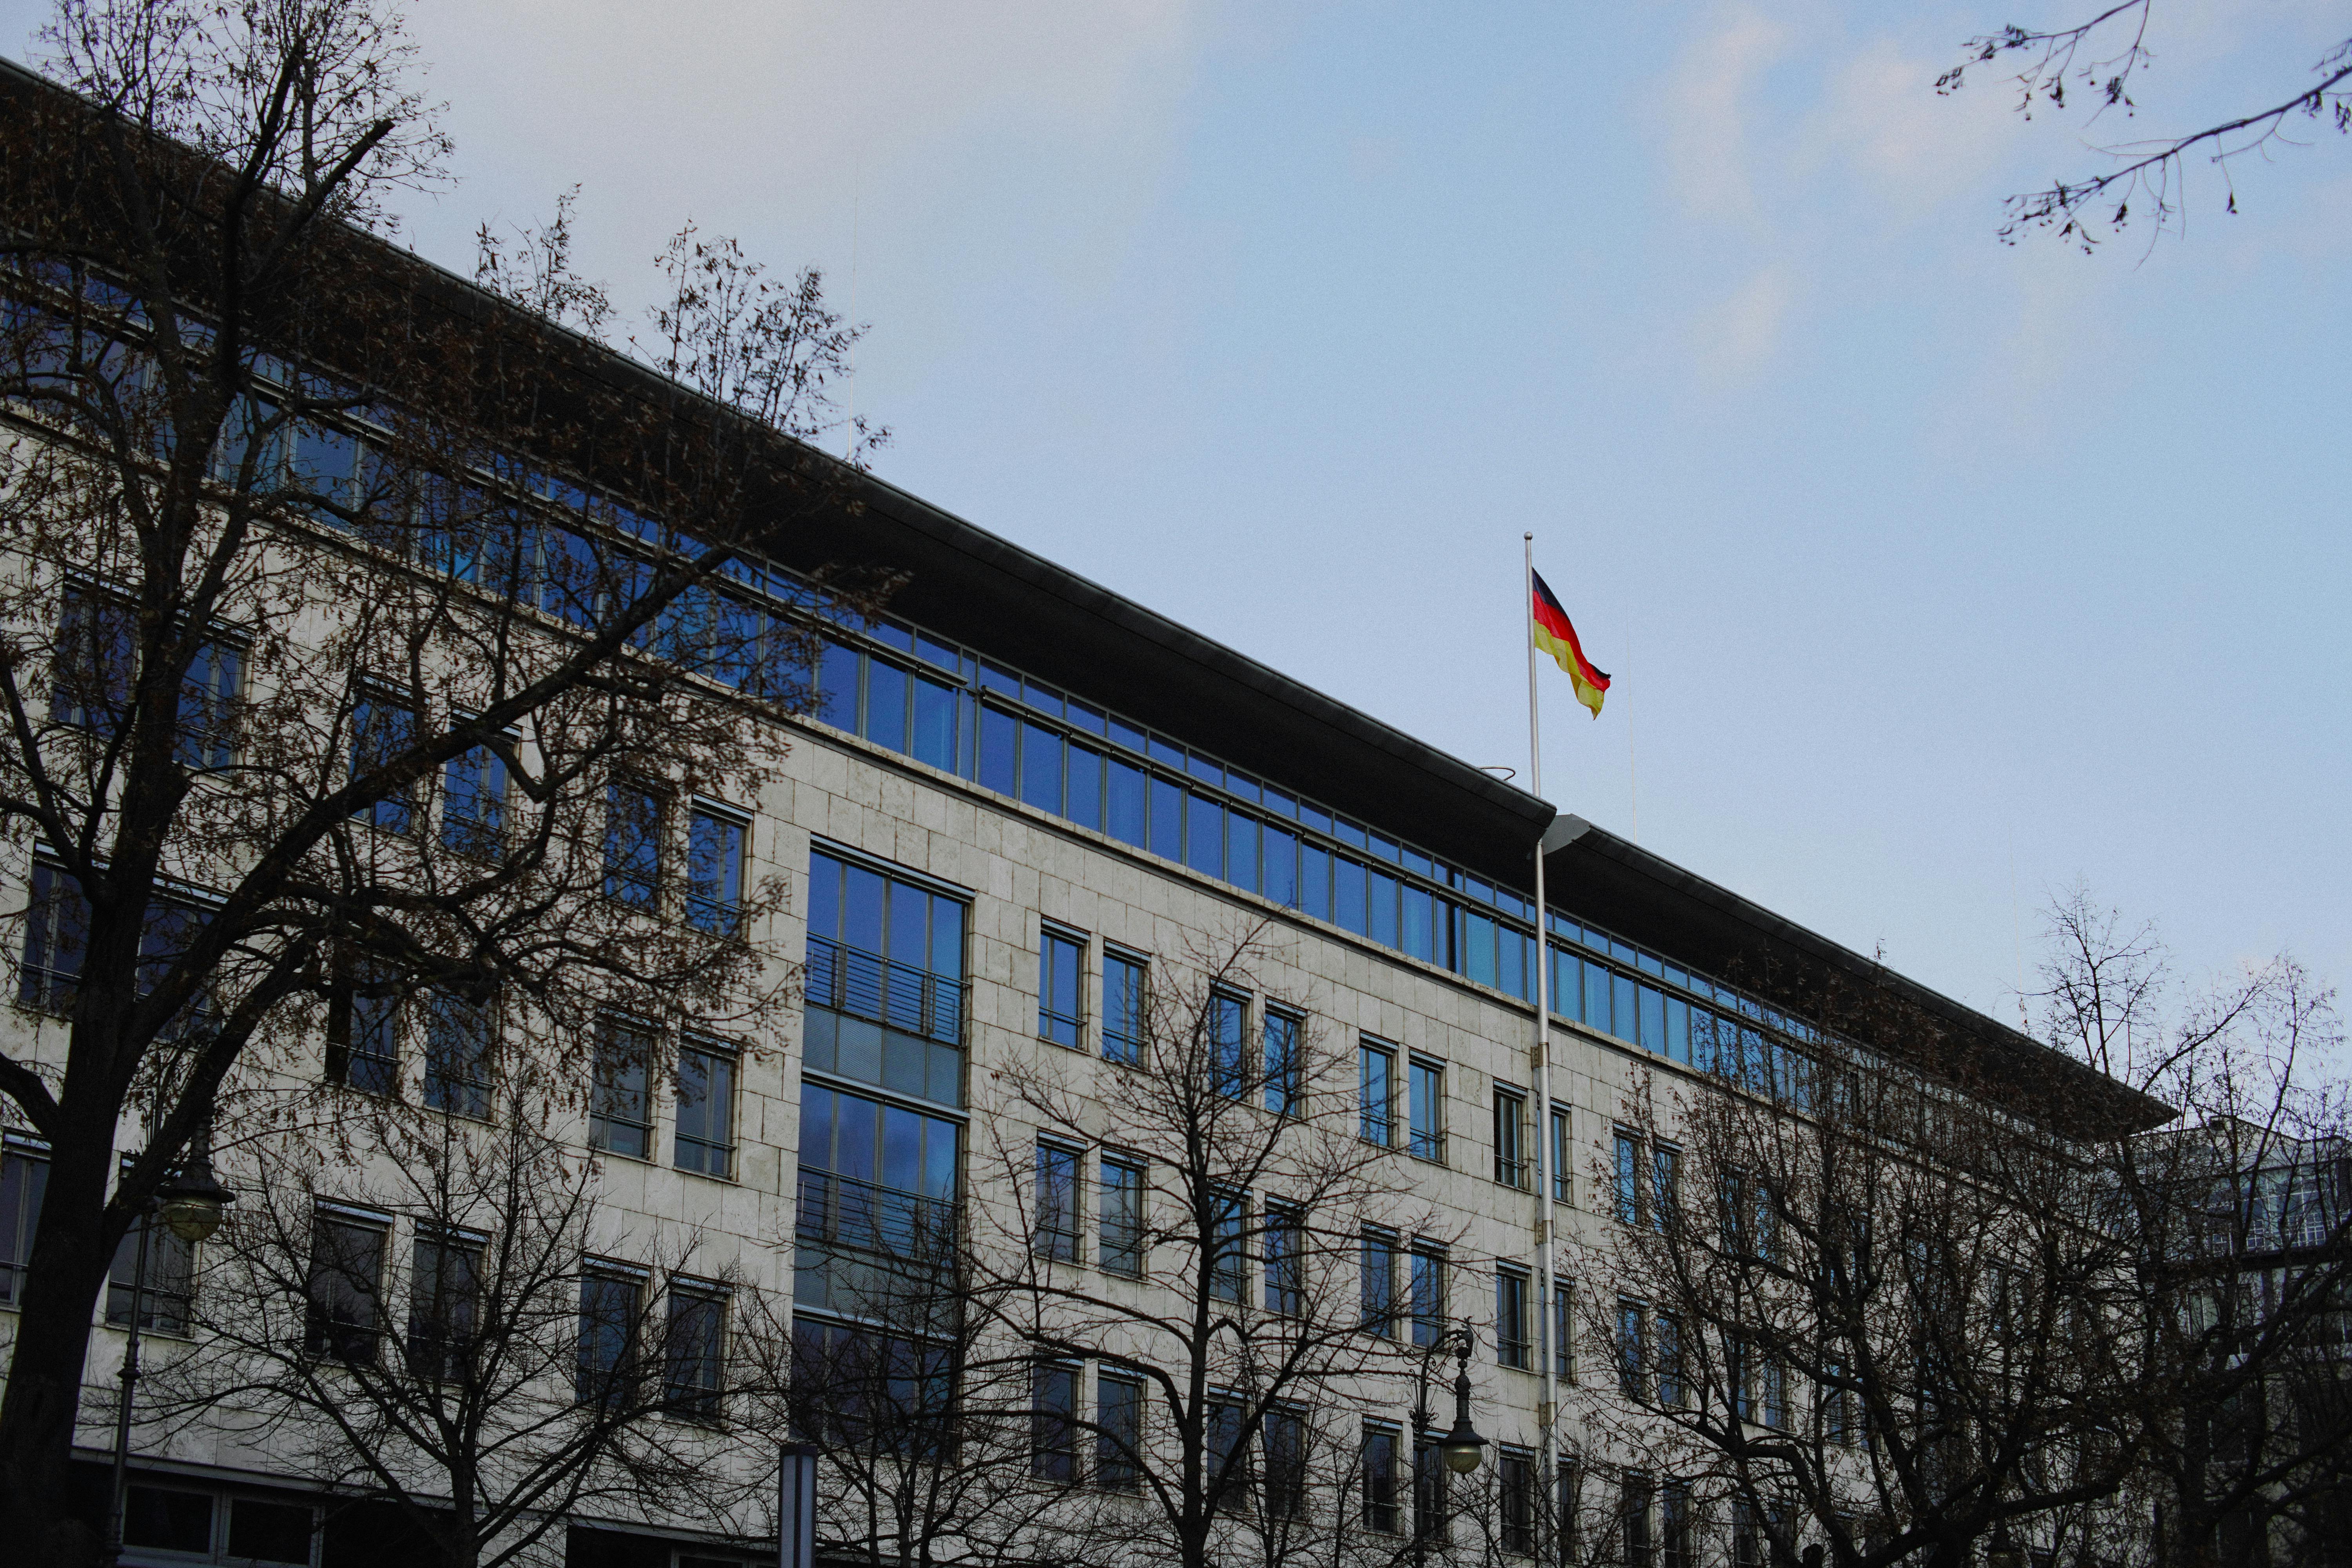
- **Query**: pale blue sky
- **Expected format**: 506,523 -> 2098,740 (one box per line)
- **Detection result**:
6,0 -> 2343,1024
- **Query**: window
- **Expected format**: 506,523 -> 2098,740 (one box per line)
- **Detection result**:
1661,1482 -> 1692,1568
1102,949 -> 1147,1065
665,1288 -> 726,1419
1760,1350 -> 1789,1430
1413,1436 -> 1448,1543
176,637 -> 241,769
604,783 -> 662,907
1733,1503 -> 1760,1568
1550,1104 -> 1573,1203
1408,1057 -> 1444,1161
1501,1450 -> 1537,1555
1731,1332 -> 1753,1424
1031,1362 -> 1080,1481
1100,1157 -> 1145,1276
578,1270 -> 641,1404
441,731 -> 508,858
1651,1144 -> 1679,1230
1614,1132 -> 1641,1225
324,960 -> 400,1097
1362,1424 -> 1401,1534
18,862 -> 86,1013
350,688 -> 419,834
1036,1143 -> 1082,1263
686,805 -> 748,934
1361,1041 -> 1396,1145
1097,1368 -> 1144,1490
1261,1007 -> 1301,1115
795,1085 -> 961,1267
1209,1188 -> 1249,1303
1656,1313 -> 1684,1407
1410,1243 -> 1448,1347
1038,925 -> 1085,1047
1723,1168 -> 1775,1261
1263,1202 -> 1302,1315
1622,1474 -> 1654,1568
51,588 -> 133,733
1210,989 -> 1249,1100
1824,1361 -> 1855,1447
1362,1227 -> 1397,1336
1552,1278 -> 1575,1379
1263,1406 -> 1306,1519
675,1038 -> 737,1178
803,848 -> 968,1105
1494,1087 -> 1529,1188
408,1232 -> 483,1381
1206,1399 -> 1251,1510
0,1145 -> 46,1307
1497,1269 -> 1532,1369
304,1214 -> 385,1363
422,992 -> 492,1118
590,1016 -> 654,1159
1617,1299 -> 1647,1400
1556,1461 -> 1581,1567
107,1210 -> 194,1335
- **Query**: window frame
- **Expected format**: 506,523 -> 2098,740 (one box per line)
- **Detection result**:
589,1013 -> 657,1161
1407,1056 -> 1445,1163
1101,946 -> 1149,1065
1099,1154 -> 1146,1277
685,799 -> 751,936
1038,922 -> 1087,1049
1360,1040 -> 1397,1147
674,1034 -> 739,1179
1496,1267 -> 1532,1370
1034,1141 -> 1084,1264
303,1208 -> 390,1365
1493,1085 -> 1529,1189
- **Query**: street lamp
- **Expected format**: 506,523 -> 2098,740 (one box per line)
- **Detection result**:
1411,1319 -> 1488,1568
108,1135 -> 237,1564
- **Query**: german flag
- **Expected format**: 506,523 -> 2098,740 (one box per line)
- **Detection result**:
1531,570 -> 1610,718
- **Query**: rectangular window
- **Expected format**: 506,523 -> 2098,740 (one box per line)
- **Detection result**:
176,637 -> 241,769
1038,925 -> 1085,1048
1408,1057 -> 1444,1162
1100,1157 -> 1145,1276
408,1232 -> 483,1382
1021,720 -> 1064,814
1651,1145 -> 1679,1231
1824,1362 -> 1854,1447
577,1270 -> 641,1404
1615,1132 -> 1641,1225
1617,1299 -> 1647,1400
1622,1475 -> 1654,1568
1066,743 -> 1103,831
0,1147 -> 47,1307
441,735 -> 508,858
422,993 -> 492,1118
866,658 -> 909,753
324,960 -> 399,1097
1551,1105 -> 1573,1204
1361,1042 -> 1395,1146
1362,1227 -> 1397,1336
1107,757 -> 1147,847
912,674 -> 961,773
1761,1351 -> 1789,1430
1497,1269 -> 1532,1369
18,862 -> 87,1013
686,806 -> 748,935
351,689 -> 419,834
1097,1369 -> 1144,1490
1501,1451 -> 1537,1556
1656,1312 -> 1684,1407
1102,949 -> 1147,1065
1206,1400 -> 1250,1511
1413,1437 -> 1448,1543
590,1016 -> 654,1160
1363,1424 -> 1401,1534
304,1215 -> 385,1363
107,1213 -> 194,1336
1209,1188 -> 1249,1303
1263,1007 -> 1301,1115
1556,1461 -> 1581,1568
1410,1243 -> 1447,1347
1494,1087 -> 1529,1189
1263,1202 -> 1302,1316
1263,1406 -> 1306,1520
51,588 -> 133,733
1210,989 -> 1249,1100
664,1288 -> 726,1421
1035,1143 -> 1082,1263
1661,1482 -> 1692,1568
1552,1278 -> 1574,1379
675,1038 -> 737,1178
604,784 -> 662,907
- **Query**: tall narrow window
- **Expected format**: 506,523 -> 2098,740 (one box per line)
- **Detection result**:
325,960 -> 400,1097
1556,1461 -> 1582,1567
1494,1087 -> 1528,1189
1362,1227 -> 1397,1336
1363,1424 -> 1401,1534
1097,1369 -> 1144,1490
1408,1057 -> 1444,1162
304,1215 -> 385,1363
1209,1188 -> 1249,1303
1661,1482 -> 1692,1568
0,1146 -> 48,1307
108,1216 -> 194,1335
1617,1299 -> 1647,1400
1614,1132 -> 1642,1226
1263,1007 -> 1301,1115
665,1288 -> 726,1419
1035,1144 -> 1082,1263
590,1016 -> 653,1159
176,638 -> 241,769
1263,1407 -> 1306,1519
1102,949 -> 1147,1065
1497,1270 -> 1532,1369
1760,1351 -> 1789,1430
18,862 -> 86,1013
1552,1278 -> 1575,1379
604,784 -> 662,907
350,689 -> 418,834
1210,990 -> 1249,1100
1410,1243 -> 1448,1347
686,806 -> 748,934
441,735 -> 508,858
408,1232 -> 483,1382
1550,1105 -> 1573,1203
577,1270 -> 641,1405
1263,1203 -> 1302,1316
1038,926 -> 1085,1048
1656,1313 -> 1684,1407
1413,1437 -> 1448,1543
1207,1400 -> 1251,1510
675,1038 -> 737,1178
51,589 -> 133,733
1100,1157 -> 1145,1276
1622,1475 -> 1654,1568
1500,1451 -> 1537,1555
1361,1042 -> 1396,1146
421,992 -> 492,1118
1650,1144 -> 1679,1231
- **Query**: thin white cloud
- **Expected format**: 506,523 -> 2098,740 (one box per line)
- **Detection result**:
1690,262 -> 1795,385
1664,2 -> 1795,227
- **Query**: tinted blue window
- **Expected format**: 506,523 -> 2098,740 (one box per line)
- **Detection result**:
1301,804 -> 1332,836
915,632 -> 959,672
1186,794 -> 1224,878
931,898 -> 964,982
1367,870 -> 1398,947
1067,700 -> 1106,736
1464,913 -> 1497,989
1066,745 -> 1103,832
1107,758 -> 1147,846
1401,886 -> 1434,961
866,660 -> 908,754
1022,679 -> 1063,719
1150,776 -> 1183,859
1300,844 -> 1331,922
1613,973 -> 1639,1044
1499,928 -> 1526,1000
1147,735 -> 1183,769
1336,818 -> 1368,851
869,618 -> 914,653
889,879 -> 931,970
808,853 -> 842,941
978,705 -> 1017,795
1665,997 -> 1691,1064
1404,848 -> 1433,878
1109,717 -> 1146,753
1262,829 -> 1298,907
1583,959 -> 1610,1032
912,676 -> 959,771
817,641 -> 860,731
1225,769 -> 1260,805
1334,858 -> 1367,936
1639,986 -> 1666,1053
1020,720 -> 1062,813
978,663 -> 1020,698
1370,834 -> 1399,864
1226,813 -> 1259,893
1263,786 -> 1296,819
1187,753 -> 1223,789
842,864 -> 886,955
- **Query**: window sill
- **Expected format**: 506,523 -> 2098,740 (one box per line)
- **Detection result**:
674,1161 -> 738,1185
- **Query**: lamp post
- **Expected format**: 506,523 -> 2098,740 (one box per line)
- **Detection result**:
107,1136 -> 236,1564
1410,1320 -> 1488,1568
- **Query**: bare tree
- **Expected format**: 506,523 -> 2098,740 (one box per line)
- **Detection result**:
140,1092 -> 795,1568
0,3 -> 886,1557
1936,1 -> 2352,248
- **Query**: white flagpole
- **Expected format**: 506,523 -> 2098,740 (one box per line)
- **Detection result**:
1524,533 -> 1562,1503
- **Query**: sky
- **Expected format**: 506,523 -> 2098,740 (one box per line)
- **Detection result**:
3,0 -> 2343,1031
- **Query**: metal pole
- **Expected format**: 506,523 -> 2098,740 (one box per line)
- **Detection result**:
107,1208 -> 152,1565
778,1442 -> 817,1568
1524,532 -> 1563,1535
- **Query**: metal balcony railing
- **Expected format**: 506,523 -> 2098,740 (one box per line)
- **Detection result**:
805,935 -> 965,1046
795,1167 -> 959,1265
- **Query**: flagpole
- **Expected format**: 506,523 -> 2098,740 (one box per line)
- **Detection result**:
1523,533 -> 1562,1509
